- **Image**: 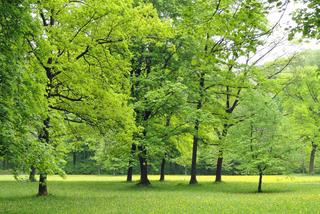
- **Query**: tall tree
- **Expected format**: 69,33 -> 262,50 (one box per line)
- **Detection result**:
0,0 -> 47,179
26,0 -> 164,194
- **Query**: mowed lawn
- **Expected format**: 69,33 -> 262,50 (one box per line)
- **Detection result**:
1,175 -> 320,213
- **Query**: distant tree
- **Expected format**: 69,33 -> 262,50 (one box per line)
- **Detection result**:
291,0 -> 320,39
282,65 -> 320,174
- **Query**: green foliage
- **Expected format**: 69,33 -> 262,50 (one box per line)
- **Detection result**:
0,0 -> 47,173
228,90 -> 297,175
291,0 -> 320,39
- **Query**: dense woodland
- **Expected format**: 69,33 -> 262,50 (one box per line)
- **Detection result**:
1,0 -> 320,196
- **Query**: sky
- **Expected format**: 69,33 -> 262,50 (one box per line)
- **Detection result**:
255,1 -> 320,65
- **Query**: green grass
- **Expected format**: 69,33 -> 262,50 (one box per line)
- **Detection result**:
1,175 -> 320,213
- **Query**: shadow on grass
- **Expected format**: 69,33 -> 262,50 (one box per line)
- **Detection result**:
0,179 -> 295,203
54,180 -> 294,194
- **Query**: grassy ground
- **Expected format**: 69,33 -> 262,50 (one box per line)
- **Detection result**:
1,175 -> 320,213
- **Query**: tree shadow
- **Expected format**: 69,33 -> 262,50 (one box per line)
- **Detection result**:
0,179 -> 296,203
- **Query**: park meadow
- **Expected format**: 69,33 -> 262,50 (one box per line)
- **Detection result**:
2,175 -> 320,213
1,0 -> 320,213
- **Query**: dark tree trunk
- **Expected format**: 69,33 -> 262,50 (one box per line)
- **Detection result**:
127,166 -> 133,182
258,171 -> 263,193
38,117 -> 50,196
38,173 -> 48,196
127,143 -> 136,182
159,157 -> 166,182
159,116 -> 170,182
214,123 -> 229,183
190,134 -> 199,184
138,145 -> 150,185
189,72 -> 204,185
29,166 -> 37,182
309,142 -> 317,175
215,150 -> 223,182
214,83 -> 239,183
73,152 -> 76,168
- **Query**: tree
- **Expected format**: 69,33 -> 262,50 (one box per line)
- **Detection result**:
254,50 -> 320,176
281,64 -> 320,174
0,0 -> 47,180
26,0 -> 164,194
228,90 -> 295,192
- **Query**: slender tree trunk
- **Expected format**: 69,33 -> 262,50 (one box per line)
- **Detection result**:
309,142 -> 317,175
38,118 -> 50,196
127,143 -> 136,182
159,157 -> 166,182
38,173 -> 48,196
189,72 -> 204,185
29,166 -> 37,182
215,150 -> 223,182
159,116 -> 170,182
73,152 -> 76,168
214,83 -> 239,183
190,133 -> 199,184
258,171 -> 263,193
138,145 -> 150,185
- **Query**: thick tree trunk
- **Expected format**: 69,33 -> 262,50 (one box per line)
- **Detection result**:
29,166 -> 37,182
159,158 -> 165,182
309,143 -> 317,175
127,143 -> 136,182
258,171 -> 263,193
215,150 -> 223,182
127,165 -> 133,182
38,173 -> 48,196
138,145 -> 150,185
190,134 -> 199,184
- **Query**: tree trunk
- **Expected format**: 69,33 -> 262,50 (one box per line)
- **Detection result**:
258,171 -> 263,193
190,134 -> 199,184
37,117 -> 50,196
215,150 -> 223,182
73,151 -> 76,168
29,166 -> 37,182
127,143 -> 136,182
189,72 -> 204,185
38,173 -> 48,196
159,157 -> 165,182
309,142 -> 317,175
138,145 -> 150,185
159,116 -> 170,182
127,165 -> 133,182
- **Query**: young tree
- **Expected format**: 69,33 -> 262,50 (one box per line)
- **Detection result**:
228,90 -> 295,192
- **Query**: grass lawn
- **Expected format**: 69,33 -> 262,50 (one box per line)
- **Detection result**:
1,175 -> 320,213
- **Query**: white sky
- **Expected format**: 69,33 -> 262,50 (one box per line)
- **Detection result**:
255,1 -> 320,65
